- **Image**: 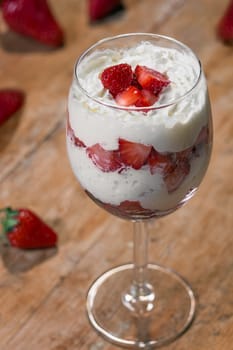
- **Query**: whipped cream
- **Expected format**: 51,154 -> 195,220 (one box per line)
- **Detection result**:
69,42 -> 209,152
67,40 -> 212,214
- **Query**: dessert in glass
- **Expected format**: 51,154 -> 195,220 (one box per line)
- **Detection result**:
66,33 -> 213,348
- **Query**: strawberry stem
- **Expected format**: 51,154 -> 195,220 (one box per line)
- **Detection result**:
0,207 -> 19,236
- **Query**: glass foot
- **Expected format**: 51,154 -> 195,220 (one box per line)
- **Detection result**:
87,264 -> 196,349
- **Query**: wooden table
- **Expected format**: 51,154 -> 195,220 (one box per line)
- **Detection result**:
0,0 -> 232,349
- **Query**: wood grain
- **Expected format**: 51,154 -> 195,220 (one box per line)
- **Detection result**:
0,0 -> 232,349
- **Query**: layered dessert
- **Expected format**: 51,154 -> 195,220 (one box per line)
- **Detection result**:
67,39 -> 212,219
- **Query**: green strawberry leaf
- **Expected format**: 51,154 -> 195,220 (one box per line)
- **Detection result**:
0,207 -> 19,236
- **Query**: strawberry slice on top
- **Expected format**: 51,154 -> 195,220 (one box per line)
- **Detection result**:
135,65 -> 170,95
115,86 -> 141,106
100,63 -> 170,108
100,63 -> 133,97
115,86 -> 158,108
135,89 -> 159,107
119,138 -> 152,169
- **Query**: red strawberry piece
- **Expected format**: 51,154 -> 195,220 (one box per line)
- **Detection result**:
87,143 -> 122,172
118,200 -> 148,213
135,89 -> 158,107
131,73 -> 142,90
100,63 -> 133,97
148,148 -> 175,175
0,207 -> 57,249
119,138 -> 152,169
217,0 -> 233,43
176,147 -> 193,161
115,200 -> 155,218
164,159 -> 190,193
67,116 -> 85,148
88,0 -> 123,21
135,65 -> 170,95
2,0 -> 64,47
195,125 -> 209,145
115,86 -> 141,106
103,200 -> 154,218
0,89 -> 24,126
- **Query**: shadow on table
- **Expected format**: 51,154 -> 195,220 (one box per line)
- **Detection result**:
0,245 -> 58,273
0,30 -> 61,53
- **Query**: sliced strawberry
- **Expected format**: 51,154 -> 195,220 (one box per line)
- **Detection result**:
2,0 -> 64,47
176,147 -> 193,161
115,86 -> 141,106
119,138 -> 152,169
131,73 -> 142,90
100,63 -> 133,97
102,200 -> 154,218
135,89 -> 158,107
148,148 -> 175,175
217,0 -> 233,43
164,159 -> 190,193
87,143 -> 122,172
195,125 -> 209,145
0,89 -> 24,126
88,0 -> 123,21
135,65 -> 170,95
117,200 -> 152,214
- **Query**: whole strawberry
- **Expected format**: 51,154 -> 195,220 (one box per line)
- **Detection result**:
2,0 -> 64,47
217,0 -> 233,43
0,207 -> 58,249
0,89 -> 24,126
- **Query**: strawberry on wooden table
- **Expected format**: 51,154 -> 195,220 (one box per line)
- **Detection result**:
89,0 -> 123,21
0,207 -> 58,249
0,89 -> 24,126
217,0 -> 233,43
2,0 -> 64,47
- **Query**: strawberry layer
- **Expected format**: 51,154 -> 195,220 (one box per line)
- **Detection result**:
67,132 -> 210,212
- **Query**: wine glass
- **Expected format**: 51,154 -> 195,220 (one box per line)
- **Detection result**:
66,33 -> 213,348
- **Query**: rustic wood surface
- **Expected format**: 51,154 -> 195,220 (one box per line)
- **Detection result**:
0,0 -> 232,349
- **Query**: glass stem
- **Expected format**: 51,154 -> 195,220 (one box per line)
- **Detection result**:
122,221 -> 156,316
133,221 -> 149,287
